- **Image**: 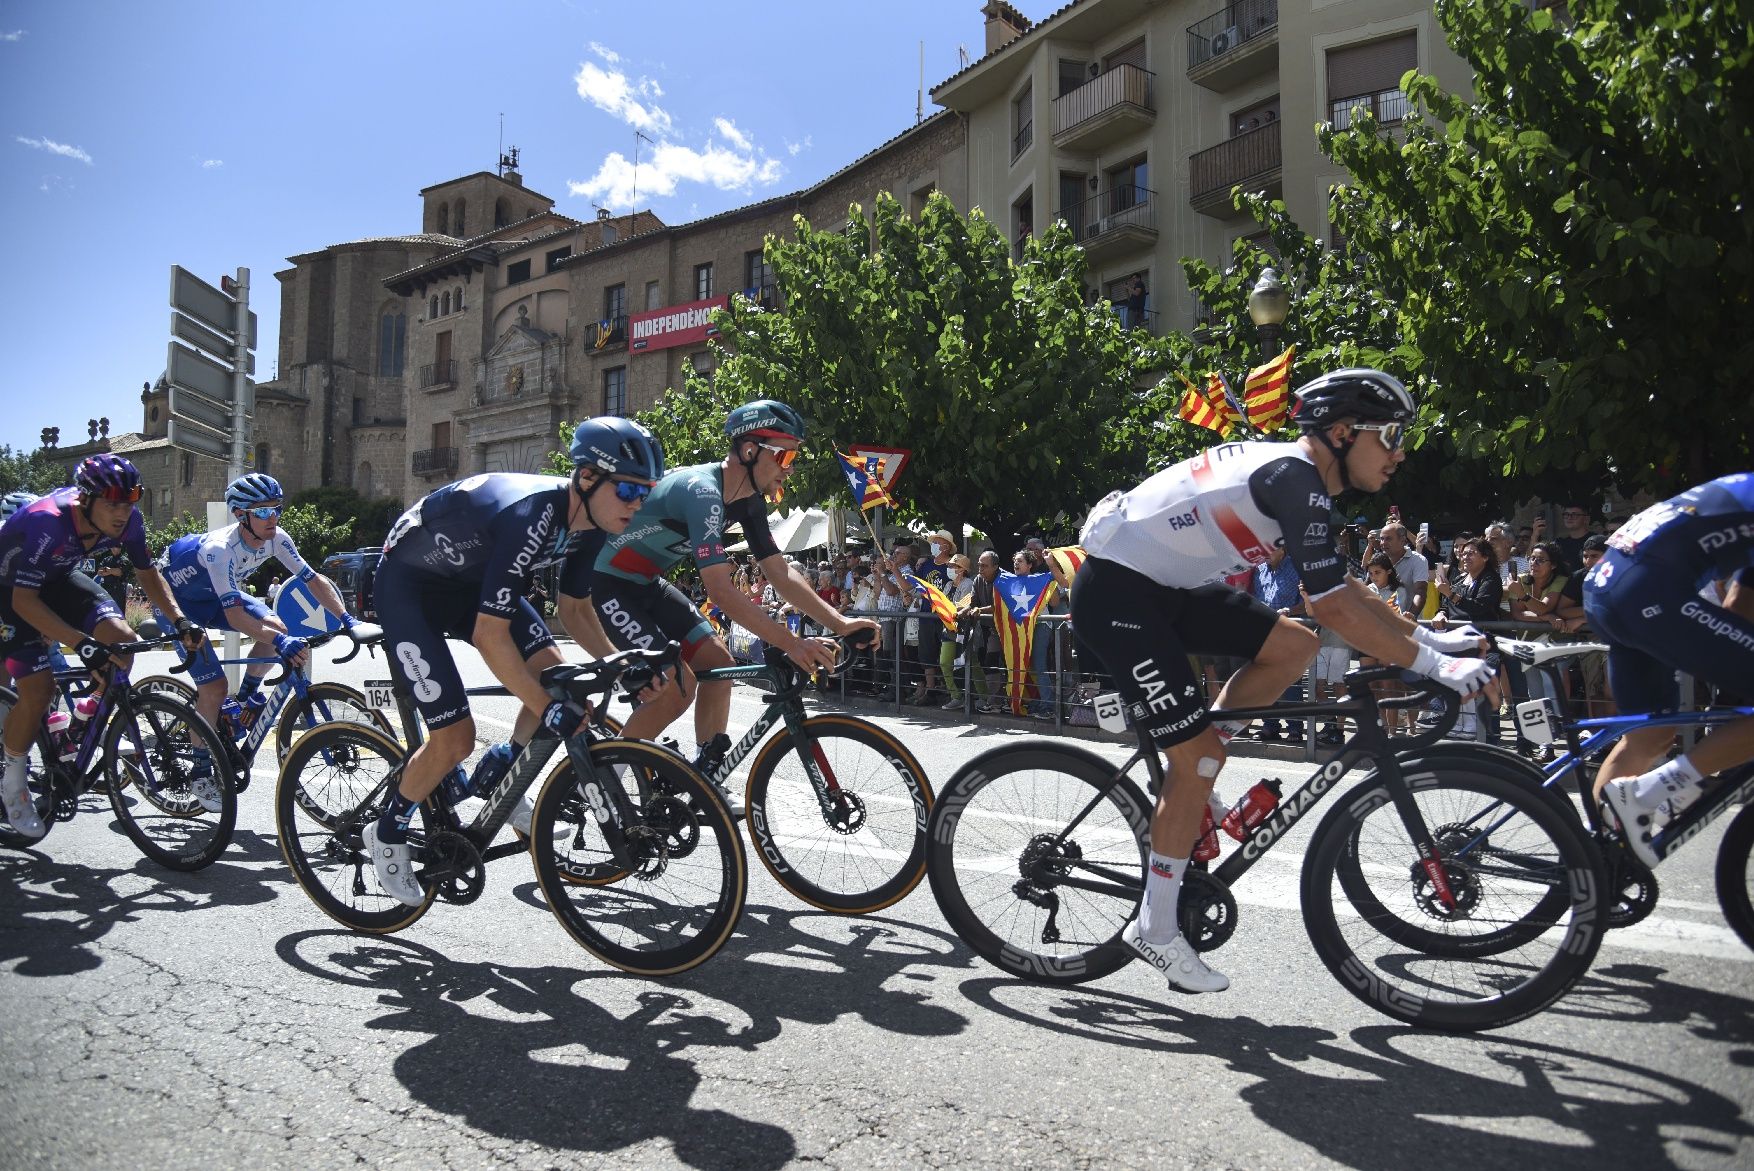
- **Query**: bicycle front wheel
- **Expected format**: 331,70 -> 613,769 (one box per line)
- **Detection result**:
926,742 -> 1150,985
103,694 -> 236,870
745,715 -> 932,914
1302,766 -> 1606,1032
530,739 -> 746,976
274,681 -> 397,766
275,722 -> 434,933
1716,796 -> 1754,953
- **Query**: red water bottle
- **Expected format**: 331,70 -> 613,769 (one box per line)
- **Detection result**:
1193,791 -> 1226,862
1221,779 -> 1283,840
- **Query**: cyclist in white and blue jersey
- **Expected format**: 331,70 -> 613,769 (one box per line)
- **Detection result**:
156,473 -> 362,740
1588,473 -> 1754,866
364,416 -> 663,905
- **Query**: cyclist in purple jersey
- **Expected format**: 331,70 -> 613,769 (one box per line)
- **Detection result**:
1074,370 -> 1498,994
1586,473 -> 1754,866
0,456 -> 203,838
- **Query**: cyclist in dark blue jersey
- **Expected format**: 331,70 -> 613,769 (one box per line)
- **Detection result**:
1,456 -> 202,838
1587,473 -> 1754,867
591,399 -> 879,814
364,417 -> 664,905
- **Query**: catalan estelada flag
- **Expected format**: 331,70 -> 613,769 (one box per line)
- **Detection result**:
1177,375 -> 1229,435
992,570 -> 1057,715
902,571 -> 957,628
1244,344 -> 1296,431
835,449 -> 896,511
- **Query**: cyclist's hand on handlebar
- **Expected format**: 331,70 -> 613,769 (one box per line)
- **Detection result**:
540,698 -> 592,738
172,615 -> 205,654
347,620 -> 383,642
75,637 -> 112,672
1412,644 -> 1499,702
785,635 -> 841,677
1415,623 -> 1489,656
273,632 -> 311,669
838,618 -> 881,651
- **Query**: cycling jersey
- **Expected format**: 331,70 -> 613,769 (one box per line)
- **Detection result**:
1597,473 -> 1754,589
1080,442 -> 1348,599
383,473 -> 604,615
597,462 -> 779,583
158,525 -> 316,614
0,487 -> 150,592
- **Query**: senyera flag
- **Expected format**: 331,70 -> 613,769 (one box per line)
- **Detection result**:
835,449 -> 897,512
902,571 -> 957,628
1244,344 -> 1296,431
1177,374 -> 1230,436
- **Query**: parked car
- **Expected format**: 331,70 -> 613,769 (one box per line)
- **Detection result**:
319,546 -> 384,620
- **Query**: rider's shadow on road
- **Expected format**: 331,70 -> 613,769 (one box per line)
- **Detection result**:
957,976 -> 1754,1170
276,906 -> 973,1168
1547,960 -> 1754,1050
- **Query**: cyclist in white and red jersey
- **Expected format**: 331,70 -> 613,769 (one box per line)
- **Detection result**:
1073,369 -> 1497,995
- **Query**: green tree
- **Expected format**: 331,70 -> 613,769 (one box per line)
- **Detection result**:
146,511 -> 207,558
0,445 -> 65,496
699,191 -> 1179,550
1322,0 -> 1753,493
286,486 -> 398,557
277,502 -> 356,566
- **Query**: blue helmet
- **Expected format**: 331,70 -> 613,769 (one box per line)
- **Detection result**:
1,490 -> 37,522
569,417 -> 664,482
226,473 -> 284,512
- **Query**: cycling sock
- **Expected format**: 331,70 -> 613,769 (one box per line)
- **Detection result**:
1630,755 -> 1705,811
1138,852 -> 1187,945
378,789 -> 418,844
1213,719 -> 1247,743
236,673 -> 263,702
2,750 -> 26,789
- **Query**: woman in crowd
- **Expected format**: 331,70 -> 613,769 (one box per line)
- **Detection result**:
1433,536 -> 1504,739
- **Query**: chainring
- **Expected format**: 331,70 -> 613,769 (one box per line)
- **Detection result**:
1179,870 -> 1239,953
422,830 -> 486,905
1605,852 -> 1659,928
642,794 -> 699,858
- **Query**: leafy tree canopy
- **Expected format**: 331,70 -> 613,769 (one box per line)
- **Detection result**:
0,445 -> 66,497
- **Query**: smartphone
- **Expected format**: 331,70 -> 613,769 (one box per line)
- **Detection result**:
1418,522 -> 1430,539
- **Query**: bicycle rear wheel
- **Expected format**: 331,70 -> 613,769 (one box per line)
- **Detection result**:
926,742 -> 1150,985
530,739 -> 746,976
1715,796 -> 1754,952
275,681 -> 397,766
1303,766 -> 1606,1032
103,694 -> 236,870
744,714 -> 932,914
275,722 -> 435,933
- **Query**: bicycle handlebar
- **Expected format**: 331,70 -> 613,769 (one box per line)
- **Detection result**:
258,624 -> 382,688
542,642 -> 683,709
1342,665 -> 1461,752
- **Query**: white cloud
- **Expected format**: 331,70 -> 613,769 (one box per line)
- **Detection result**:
201,158 -> 224,168
1,30 -> 25,42
587,40 -> 619,65
568,141 -> 783,209
573,57 -> 672,135
16,135 -> 91,164
785,135 -> 813,158
714,118 -> 751,152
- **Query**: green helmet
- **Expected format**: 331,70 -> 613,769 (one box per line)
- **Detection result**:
724,399 -> 806,444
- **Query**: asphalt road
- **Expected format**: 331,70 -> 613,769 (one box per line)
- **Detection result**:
2,642 -> 1750,1170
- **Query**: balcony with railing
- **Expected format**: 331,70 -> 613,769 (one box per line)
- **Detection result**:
1329,88 -> 1411,129
1189,122 -> 1282,216
1012,120 -> 1033,160
1056,186 -> 1158,263
1051,63 -> 1155,152
1187,0 -> 1279,91
418,359 -> 457,390
590,314 -> 628,352
412,447 -> 458,478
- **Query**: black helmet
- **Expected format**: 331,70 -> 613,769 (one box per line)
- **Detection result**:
1291,368 -> 1414,430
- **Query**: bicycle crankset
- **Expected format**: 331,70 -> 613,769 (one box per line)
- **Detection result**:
422,831 -> 486,905
642,794 -> 699,858
1179,870 -> 1238,953
1605,851 -> 1659,928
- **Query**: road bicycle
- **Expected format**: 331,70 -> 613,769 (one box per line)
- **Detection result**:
275,638 -> 747,976
691,636 -> 933,914
925,667 -> 1608,1032
0,632 -> 237,869
1424,637 -> 1754,949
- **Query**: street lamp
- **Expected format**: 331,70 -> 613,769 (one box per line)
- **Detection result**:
1247,267 -> 1290,356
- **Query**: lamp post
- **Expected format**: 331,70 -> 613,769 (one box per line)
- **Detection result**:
1247,266 -> 1290,358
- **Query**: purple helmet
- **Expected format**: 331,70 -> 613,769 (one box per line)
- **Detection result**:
74,454 -> 143,502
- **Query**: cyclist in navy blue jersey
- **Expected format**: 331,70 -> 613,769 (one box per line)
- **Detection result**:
364,417 -> 664,904
0,456 -> 203,838
1587,473 -> 1754,867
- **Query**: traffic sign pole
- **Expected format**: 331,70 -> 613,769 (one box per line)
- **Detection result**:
228,268 -> 250,483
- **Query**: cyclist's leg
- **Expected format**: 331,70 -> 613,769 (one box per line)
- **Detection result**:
507,599 -> 564,745
595,577 -> 719,744
375,560 -> 477,810
159,596 -> 228,725
232,596 -> 285,702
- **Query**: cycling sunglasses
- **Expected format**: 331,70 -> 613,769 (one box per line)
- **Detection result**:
92,485 -> 144,504
611,479 -> 654,503
1351,421 -> 1407,451
244,505 -> 282,520
756,442 -> 799,469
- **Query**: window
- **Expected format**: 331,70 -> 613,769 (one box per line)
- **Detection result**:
603,367 -> 627,416
604,283 -> 626,322
436,202 -> 449,235
352,396 -> 364,425
1327,33 -> 1416,127
441,291 -> 451,316
453,198 -> 465,235
1107,157 -> 1149,213
1057,58 -> 1088,97
429,295 -> 439,318
1011,80 -> 1033,158
1011,188 -> 1033,260
1103,38 -> 1147,73
455,285 -> 464,311
506,259 -> 531,285
181,451 -> 194,487
695,262 -> 713,300
377,309 -> 405,376
494,197 -> 510,229
645,280 -> 661,310
745,250 -> 773,294
546,246 -> 572,272
908,183 -> 937,218
254,443 -> 271,474
432,421 -> 451,450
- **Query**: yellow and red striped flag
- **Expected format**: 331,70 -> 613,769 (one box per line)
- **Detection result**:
1243,344 -> 1296,431
1207,371 -> 1246,432
1177,375 -> 1229,435
902,571 -> 958,629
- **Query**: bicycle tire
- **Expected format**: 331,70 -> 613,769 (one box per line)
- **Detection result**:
276,722 -> 435,933
744,714 -> 932,914
1715,798 -> 1754,953
529,738 -> 746,976
103,694 -> 237,871
926,741 -> 1150,985
135,675 -> 197,705
274,681 -> 397,766
1302,765 -> 1606,1032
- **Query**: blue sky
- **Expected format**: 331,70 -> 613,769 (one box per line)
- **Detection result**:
0,1 -> 1040,455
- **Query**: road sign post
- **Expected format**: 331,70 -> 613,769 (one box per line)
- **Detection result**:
167,264 -> 255,485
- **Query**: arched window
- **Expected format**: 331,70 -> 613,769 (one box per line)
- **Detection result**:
494,197 -> 510,229
254,443 -> 271,475
436,201 -> 449,235
441,291 -> 451,315
430,295 -> 439,319
357,461 -> 374,500
453,198 -> 465,235
454,286 -> 465,312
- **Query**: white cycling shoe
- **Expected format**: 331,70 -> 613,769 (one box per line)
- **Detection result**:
1601,779 -> 1662,870
1123,921 -> 1230,994
1,773 -> 45,839
510,794 -> 536,838
363,821 -> 426,907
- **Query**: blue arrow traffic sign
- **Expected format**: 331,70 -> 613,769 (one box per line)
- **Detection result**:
275,578 -> 341,638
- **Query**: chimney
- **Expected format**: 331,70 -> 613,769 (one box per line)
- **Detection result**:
981,1 -> 1030,55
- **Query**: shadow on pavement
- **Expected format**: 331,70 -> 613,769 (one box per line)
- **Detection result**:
274,905 -> 974,1168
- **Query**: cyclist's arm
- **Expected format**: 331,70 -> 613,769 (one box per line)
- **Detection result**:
271,533 -> 346,618
304,573 -> 350,620
556,593 -> 617,659
1306,578 -> 1423,668
219,599 -> 282,643
471,612 -> 555,715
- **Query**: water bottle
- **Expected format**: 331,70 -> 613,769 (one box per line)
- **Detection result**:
219,698 -> 246,738
242,692 -> 268,727
469,743 -> 517,798
1221,779 -> 1284,841
1192,790 -> 1226,862
440,765 -> 473,804
47,710 -> 77,761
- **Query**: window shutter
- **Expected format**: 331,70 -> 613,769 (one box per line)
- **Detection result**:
1104,38 -> 1147,72
1326,32 -> 1416,101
